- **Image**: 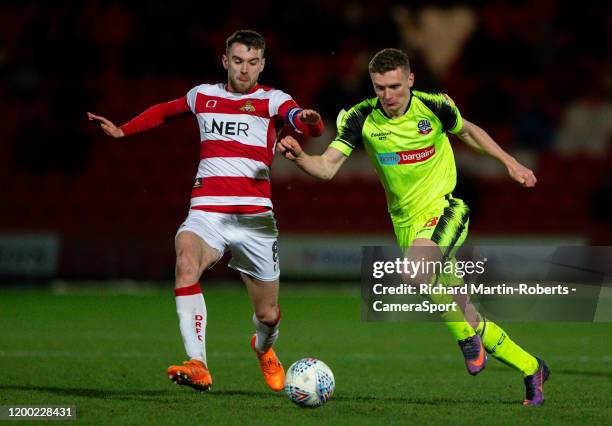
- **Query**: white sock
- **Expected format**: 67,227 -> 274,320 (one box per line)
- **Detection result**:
174,283 -> 207,365
252,307 -> 280,353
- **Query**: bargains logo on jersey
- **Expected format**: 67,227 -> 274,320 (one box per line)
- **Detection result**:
377,146 -> 436,165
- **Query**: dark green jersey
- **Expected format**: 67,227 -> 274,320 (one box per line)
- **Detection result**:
329,90 -> 463,226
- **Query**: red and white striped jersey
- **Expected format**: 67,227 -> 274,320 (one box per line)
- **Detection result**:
119,82 -> 323,214
185,83 -> 299,212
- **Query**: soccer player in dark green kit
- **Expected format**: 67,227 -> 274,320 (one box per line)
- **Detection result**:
278,48 -> 549,406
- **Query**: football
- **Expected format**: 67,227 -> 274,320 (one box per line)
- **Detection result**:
284,358 -> 335,407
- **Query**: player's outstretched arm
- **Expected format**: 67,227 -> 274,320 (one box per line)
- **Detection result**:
277,135 -> 346,181
88,98 -> 190,138
87,112 -> 124,138
456,119 -> 537,188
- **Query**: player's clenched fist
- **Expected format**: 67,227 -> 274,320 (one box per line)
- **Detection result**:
507,161 -> 537,188
277,136 -> 303,161
298,109 -> 321,125
87,112 -> 124,138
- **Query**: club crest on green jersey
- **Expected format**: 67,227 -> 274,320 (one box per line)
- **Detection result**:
417,119 -> 433,135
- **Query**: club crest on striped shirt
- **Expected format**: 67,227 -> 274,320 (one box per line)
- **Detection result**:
417,119 -> 432,135
239,100 -> 256,113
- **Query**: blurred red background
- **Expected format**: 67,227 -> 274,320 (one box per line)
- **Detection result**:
1,1 -> 610,280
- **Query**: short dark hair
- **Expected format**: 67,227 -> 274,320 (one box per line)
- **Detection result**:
226,29 -> 266,55
368,48 -> 411,74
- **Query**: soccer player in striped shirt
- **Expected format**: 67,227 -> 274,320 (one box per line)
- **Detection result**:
278,48 -> 549,406
88,30 -> 324,392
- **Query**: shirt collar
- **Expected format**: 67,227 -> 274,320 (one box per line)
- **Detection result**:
224,83 -> 261,95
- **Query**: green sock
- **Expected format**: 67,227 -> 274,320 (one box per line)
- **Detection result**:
427,276 -> 475,341
476,318 -> 539,375
441,311 -> 476,341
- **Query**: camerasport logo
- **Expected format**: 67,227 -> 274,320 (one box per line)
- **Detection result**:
417,119 -> 433,134
377,145 -> 436,165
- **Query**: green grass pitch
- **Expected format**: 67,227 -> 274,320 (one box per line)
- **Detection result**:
1,284 -> 611,425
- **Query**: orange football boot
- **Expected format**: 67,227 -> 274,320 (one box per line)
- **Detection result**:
167,359 -> 212,391
251,335 -> 285,392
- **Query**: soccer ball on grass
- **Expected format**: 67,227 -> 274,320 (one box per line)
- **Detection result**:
284,358 -> 335,407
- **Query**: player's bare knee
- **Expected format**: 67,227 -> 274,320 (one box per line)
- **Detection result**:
254,304 -> 279,326
175,254 -> 199,286
401,273 -> 416,287
402,271 -> 431,288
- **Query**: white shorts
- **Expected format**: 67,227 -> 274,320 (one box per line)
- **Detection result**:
176,209 -> 280,281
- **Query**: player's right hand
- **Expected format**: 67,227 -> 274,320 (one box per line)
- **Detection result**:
277,136 -> 303,161
87,112 -> 124,138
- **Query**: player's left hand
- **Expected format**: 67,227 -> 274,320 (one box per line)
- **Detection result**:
299,109 -> 321,125
507,161 -> 537,188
